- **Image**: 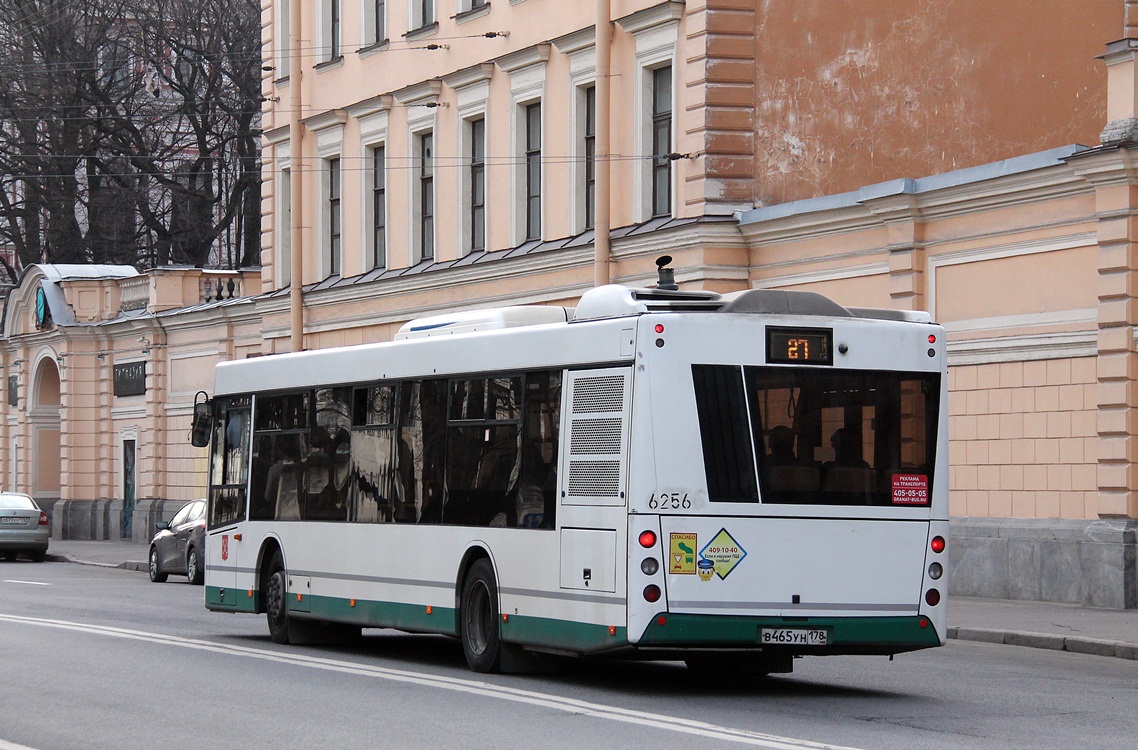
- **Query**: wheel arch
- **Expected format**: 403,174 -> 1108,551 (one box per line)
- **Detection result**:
454,544 -> 495,618
254,536 -> 284,614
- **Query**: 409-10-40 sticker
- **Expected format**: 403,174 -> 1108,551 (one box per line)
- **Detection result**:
668,529 -> 747,581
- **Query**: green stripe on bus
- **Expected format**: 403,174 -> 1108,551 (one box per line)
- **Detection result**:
637,613 -> 942,649
205,586 -> 258,613
501,613 -> 628,653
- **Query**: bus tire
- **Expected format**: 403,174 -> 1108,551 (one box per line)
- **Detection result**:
460,558 -> 502,673
265,552 -> 291,644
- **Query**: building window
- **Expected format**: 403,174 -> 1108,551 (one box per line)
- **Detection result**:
372,146 -> 386,269
584,85 -> 596,230
469,118 -> 486,253
525,102 -> 541,241
413,0 -> 435,29
374,0 -> 386,44
277,0 -> 290,78
279,167 -> 292,287
419,132 -> 434,261
651,66 -> 672,218
328,158 -> 341,275
323,0 -> 342,59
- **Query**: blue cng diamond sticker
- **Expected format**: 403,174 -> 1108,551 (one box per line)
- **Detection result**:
699,528 -> 746,580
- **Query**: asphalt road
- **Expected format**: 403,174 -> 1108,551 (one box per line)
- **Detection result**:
1,561 -> 1136,750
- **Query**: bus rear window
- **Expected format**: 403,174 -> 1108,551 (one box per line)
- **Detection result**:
746,367 -> 939,506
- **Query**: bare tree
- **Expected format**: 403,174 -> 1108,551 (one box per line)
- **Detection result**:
0,0 -> 261,282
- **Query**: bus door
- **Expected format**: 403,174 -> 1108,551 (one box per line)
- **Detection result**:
206,527 -> 240,607
205,397 -> 251,609
557,368 -> 632,597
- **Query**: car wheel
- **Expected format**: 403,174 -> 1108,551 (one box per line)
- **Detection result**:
30,550 -> 45,563
2,551 -> 16,562
148,546 -> 168,583
186,546 -> 204,585
265,552 -> 290,644
460,558 -> 502,673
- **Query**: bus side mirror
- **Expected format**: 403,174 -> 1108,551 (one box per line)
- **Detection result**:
190,391 -> 213,448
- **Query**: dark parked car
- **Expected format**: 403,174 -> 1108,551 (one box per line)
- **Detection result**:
0,492 -> 49,562
149,499 -> 206,585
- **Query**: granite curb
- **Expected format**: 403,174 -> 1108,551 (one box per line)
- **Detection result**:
948,626 -> 1138,661
46,551 -> 146,572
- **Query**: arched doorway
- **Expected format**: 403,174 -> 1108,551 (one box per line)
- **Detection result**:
29,356 -> 62,505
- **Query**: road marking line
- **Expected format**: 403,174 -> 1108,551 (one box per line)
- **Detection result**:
0,739 -> 40,749
0,613 -> 865,750
1,580 -> 50,586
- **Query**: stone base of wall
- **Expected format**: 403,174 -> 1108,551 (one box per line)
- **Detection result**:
950,517 -> 1137,609
48,498 -> 187,544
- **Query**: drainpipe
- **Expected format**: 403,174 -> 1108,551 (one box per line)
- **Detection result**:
289,0 -> 305,352
594,0 -> 612,287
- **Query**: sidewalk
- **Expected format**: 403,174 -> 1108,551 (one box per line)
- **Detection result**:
42,538 -> 1138,661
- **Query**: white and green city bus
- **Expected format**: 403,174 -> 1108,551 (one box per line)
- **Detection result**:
198,276 -> 948,674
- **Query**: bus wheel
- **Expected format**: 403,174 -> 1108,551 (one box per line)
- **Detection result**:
460,559 -> 502,673
265,552 -> 291,644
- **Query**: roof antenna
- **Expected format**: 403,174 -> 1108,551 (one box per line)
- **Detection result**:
656,255 -> 678,291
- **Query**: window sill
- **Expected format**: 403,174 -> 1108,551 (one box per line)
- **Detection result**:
404,22 -> 439,42
313,55 -> 345,73
357,40 -> 390,59
454,3 -> 491,24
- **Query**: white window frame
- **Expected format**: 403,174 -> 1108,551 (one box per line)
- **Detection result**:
563,37 -> 596,235
449,68 -> 491,257
629,19 -> 679,222
309,113 -> 346,279
319,0 -> 342,61
264,127 -> 293,289
357,106 -> 390,272
361,0 -> 387,48
409,0 -> 436,31
396,82 -> 441,266
500,46 -> 549,247
275,0 -> 291,79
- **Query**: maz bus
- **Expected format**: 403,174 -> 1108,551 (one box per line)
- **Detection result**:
197,279 -> 948,674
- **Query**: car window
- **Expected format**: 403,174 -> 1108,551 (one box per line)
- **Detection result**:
188,501 -> 206,522
0,494 -> 35,510
170,503 -> 193,526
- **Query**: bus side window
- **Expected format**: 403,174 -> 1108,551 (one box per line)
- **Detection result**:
395,380 -> 446,524
306,387 -> 352,521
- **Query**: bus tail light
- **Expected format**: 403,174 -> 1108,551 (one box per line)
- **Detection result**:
638,530 -> 657,548
925,589 -> 941,607
927,562 -> 943,580
931,535 -> 945,554
640,557 -> 659,575
643,584 -> 661,603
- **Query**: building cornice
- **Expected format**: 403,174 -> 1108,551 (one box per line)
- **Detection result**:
300,108 -> 348,132
345,94 -> 393,119
615,1 -> 685,35
495,43 -> 551,74
393,78 -> 444,105
441,62 -> 496,91
551,27 -> 595,55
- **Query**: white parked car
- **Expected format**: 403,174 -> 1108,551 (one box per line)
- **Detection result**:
0,492 -> 50,562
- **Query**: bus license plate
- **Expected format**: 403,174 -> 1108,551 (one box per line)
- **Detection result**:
760,628 -> 828,646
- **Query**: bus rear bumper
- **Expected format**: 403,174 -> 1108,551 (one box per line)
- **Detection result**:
635,612 -> 943,656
